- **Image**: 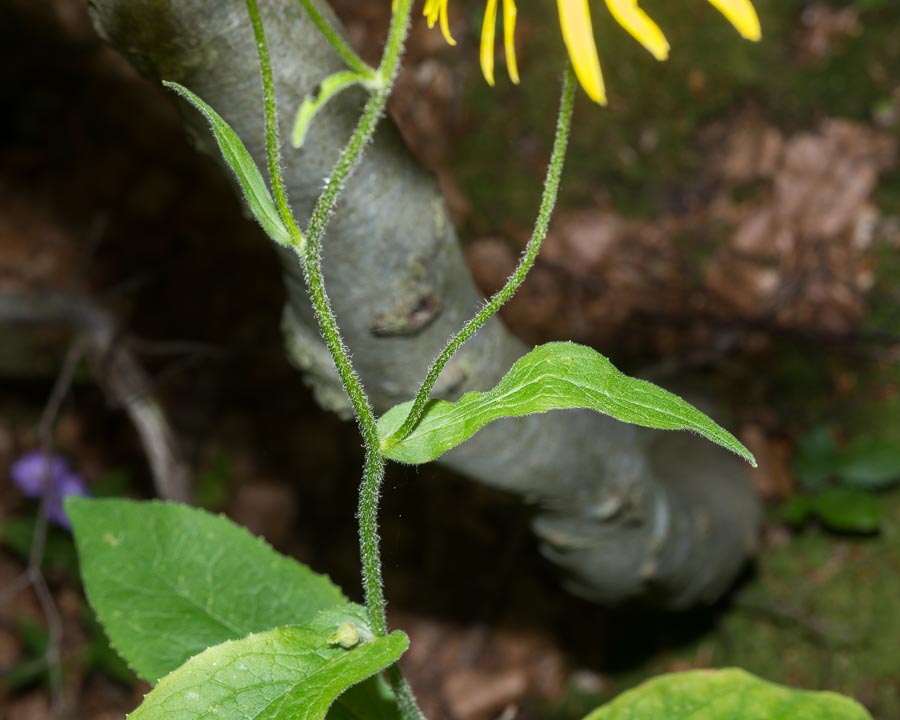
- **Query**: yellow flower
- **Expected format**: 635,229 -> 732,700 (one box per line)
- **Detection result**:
415,0 -> 761,105
423,0 -> 456,46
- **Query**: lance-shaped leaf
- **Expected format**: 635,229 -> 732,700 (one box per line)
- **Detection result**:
66,497 -> 346,682
583,668 -> 872,720
379,342 -> 755,466
129,605 -> 408,720
164,81 -> 294,248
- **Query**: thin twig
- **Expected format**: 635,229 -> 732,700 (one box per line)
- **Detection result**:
0,288 -> 191,502
22,341 -> 85,715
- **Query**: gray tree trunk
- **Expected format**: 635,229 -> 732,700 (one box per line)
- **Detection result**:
88,0 -> 759,607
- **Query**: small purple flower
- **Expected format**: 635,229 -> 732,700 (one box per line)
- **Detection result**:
10,451 -> 89,529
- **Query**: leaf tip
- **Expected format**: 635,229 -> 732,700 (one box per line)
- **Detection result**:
63,493 -> 91,522
739,444 -> 758,468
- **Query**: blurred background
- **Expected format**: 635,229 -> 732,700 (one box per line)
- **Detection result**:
1,0 -> 899,718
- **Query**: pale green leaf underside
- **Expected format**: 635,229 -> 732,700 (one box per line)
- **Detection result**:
292,70 -> 367,149
66,497 -> 346,683
163,81 -> 292,247
584,668 -> 871,720
129,605 -> 408,720
329,675 -> 403,720
379,342 -> 755,466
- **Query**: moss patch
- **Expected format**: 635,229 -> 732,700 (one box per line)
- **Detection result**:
451,0 -> 900,229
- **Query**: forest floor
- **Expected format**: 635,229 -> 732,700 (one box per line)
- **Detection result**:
1,0 -> 899,718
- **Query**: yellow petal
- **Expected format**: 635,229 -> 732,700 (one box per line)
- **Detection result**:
707,0 -> 761,41
503,0 -> 520,85
481,0 -> 499,86
439,0 -> 457,46
424,0 -> 457,45
423,0 -> 438,25
557,0 -> 606,104
604,0 -> 669,61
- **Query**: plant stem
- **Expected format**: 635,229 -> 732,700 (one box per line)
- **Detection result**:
301,0 -> 412,627
385,65 -> 577,447
249,0 -> 412,646
296,0 -> 375,78
245,0 -> 306,249
245,3 -> 461,718
298,2 -> 421,716
246,0 -> 419,710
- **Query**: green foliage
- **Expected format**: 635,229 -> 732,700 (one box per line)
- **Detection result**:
163,82 -> 293,248
835,438 -> 900,490
783,488 -> 883,535
130,605 -> 407,720
66,497 -> 345,682
1,617 -> 50,691
292,71 -> 370,148
82,608 -> 138,687
328,675 -> 404,720
67,498 -> 407,720
789,426 -> 900,534
65,3 -> 876,719
194,451 -> 235,511
794,426 -> 900,492
379,342 -> 755,466
583,669 -> 872,720
792,426 -> 839,491
1,515 -> 78,574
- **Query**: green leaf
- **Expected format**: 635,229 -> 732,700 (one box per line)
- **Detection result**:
781,496 -> 812,527
792,425 -> 838,491
129,605 -> 408,720
66,497 -> 346,682
292,71 -> 368,149
835,437 -> 900,490
330,675 -> 402,720
163,81 -> 293,247
1,516 -> 78,574
379,342 -> 755,466
810,488 -> 882,534
584,668 -> 872,720
2,617 -> 50,691
783,488 -> 882,534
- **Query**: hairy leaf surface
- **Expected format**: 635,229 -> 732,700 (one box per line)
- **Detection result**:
379,342 -> 755,466
67,498 -> 345,682
584,669 -> 872,719
129,605 -> 408,720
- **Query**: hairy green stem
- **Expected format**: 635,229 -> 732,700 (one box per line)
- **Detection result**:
246,1 -> 420,716
301,2 -> 421,715
385,665 -> 427,720
385,65 -> 577,448
245,0 -> 306,248
295,0 -> 374,78
300,0 -> 412,632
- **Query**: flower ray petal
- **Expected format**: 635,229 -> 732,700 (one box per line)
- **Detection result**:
481,0 -> 499,86
707,0 -> 762,41
604,0 -> 670,61
503,0 -> 520,84
557,0 -> 607,104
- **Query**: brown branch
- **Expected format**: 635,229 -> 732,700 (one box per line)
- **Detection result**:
0,288 -> 191,503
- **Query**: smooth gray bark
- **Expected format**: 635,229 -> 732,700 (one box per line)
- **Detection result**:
89,0 -> 759,607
